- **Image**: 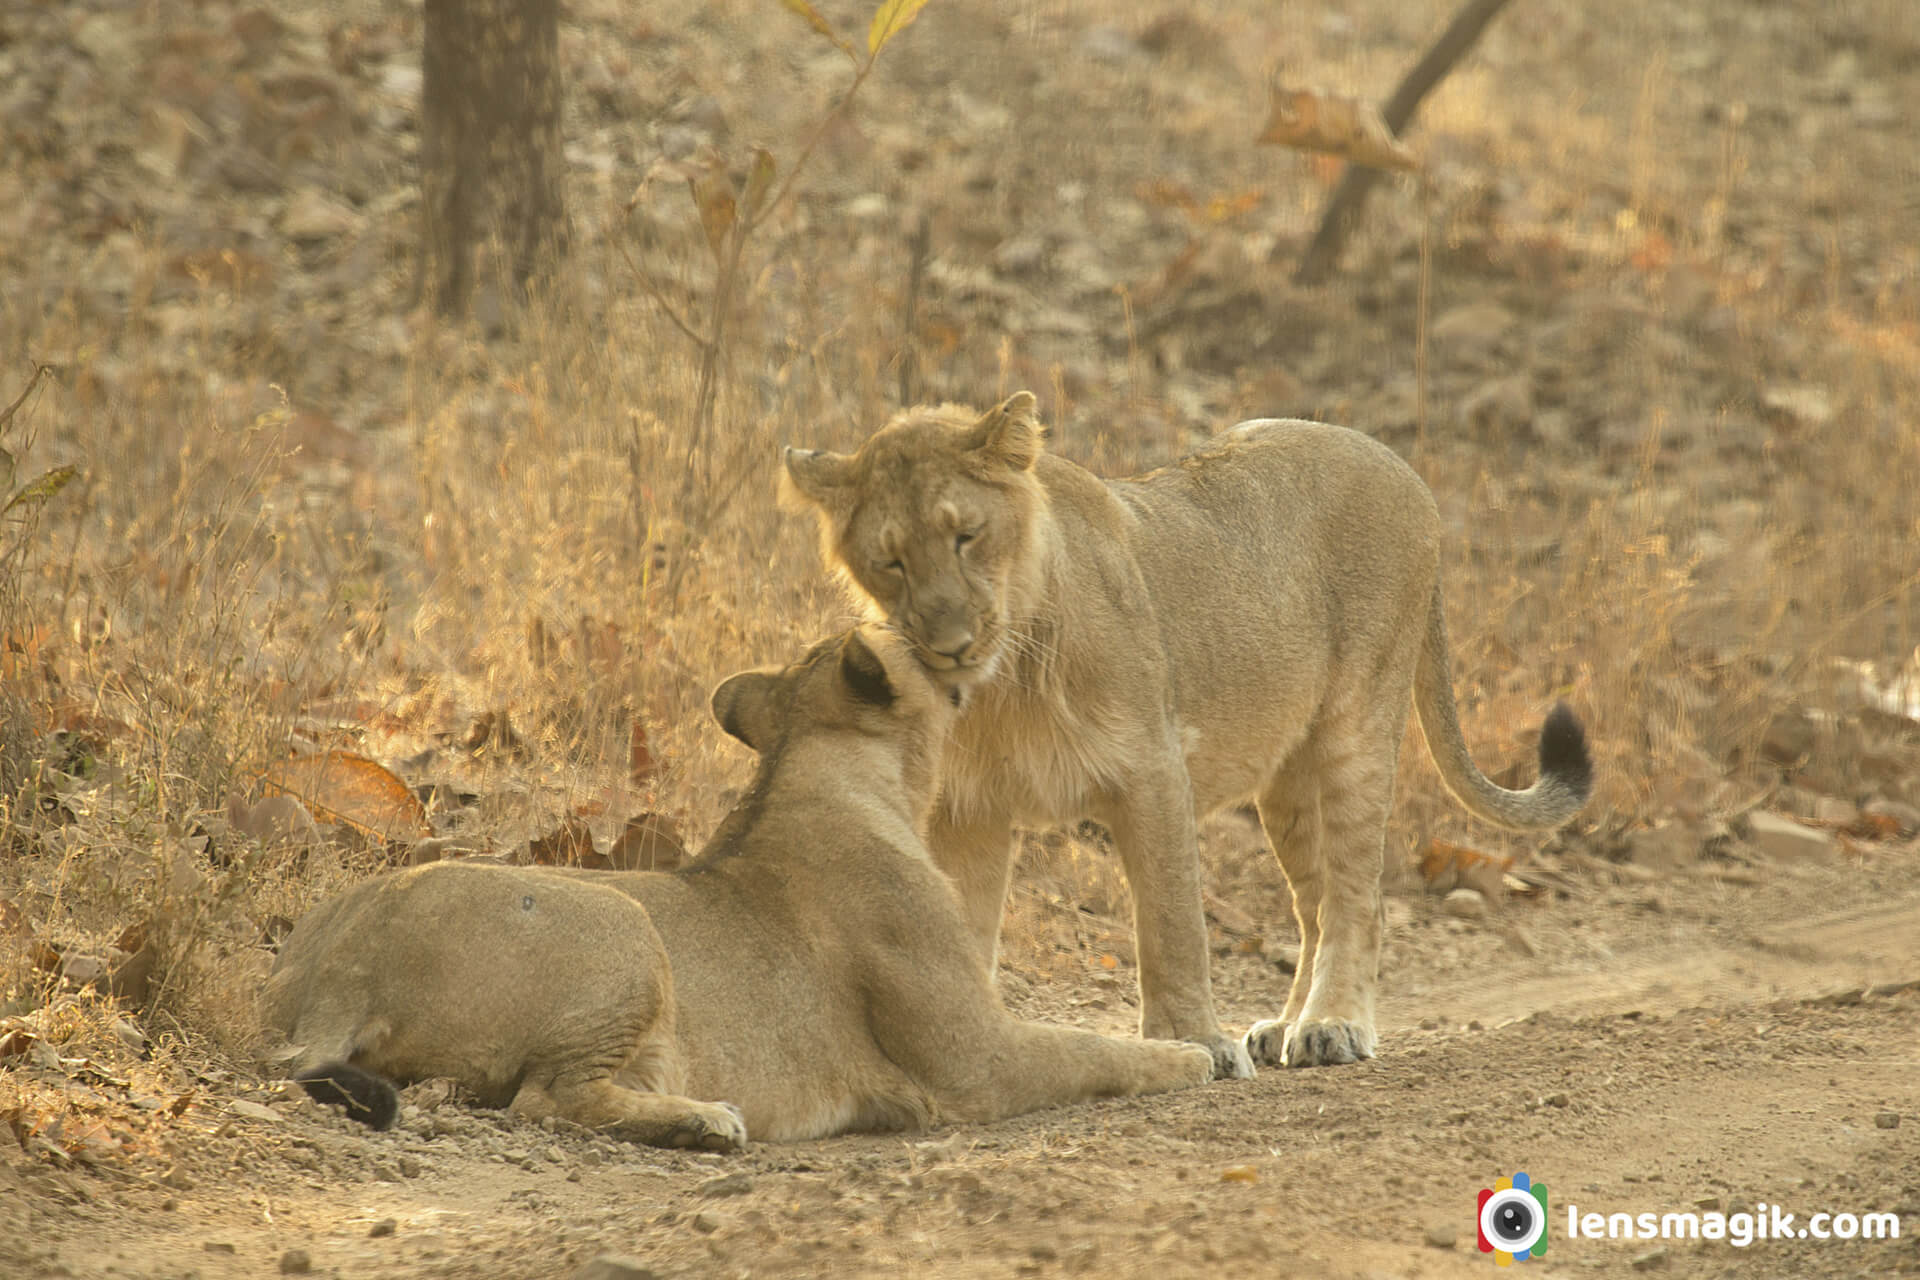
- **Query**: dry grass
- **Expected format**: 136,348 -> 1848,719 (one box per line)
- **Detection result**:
3,0 -> 1919,1164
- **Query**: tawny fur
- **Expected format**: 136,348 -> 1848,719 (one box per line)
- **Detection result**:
783,396 -> 1592,1075
262,628 -> 1215,1147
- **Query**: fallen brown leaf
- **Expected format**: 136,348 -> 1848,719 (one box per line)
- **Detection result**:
1258,85 -> 1418,171
260,750 -> 430,843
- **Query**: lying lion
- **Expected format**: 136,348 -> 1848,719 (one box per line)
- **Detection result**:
782,395 -> 1593,1076
263,628 -> 1214,1148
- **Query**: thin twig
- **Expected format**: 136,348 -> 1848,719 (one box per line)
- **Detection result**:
898,211 -> 932,407
0,363 -> 51,437
611,233 -> 708,351
1292,0 -> 1514,285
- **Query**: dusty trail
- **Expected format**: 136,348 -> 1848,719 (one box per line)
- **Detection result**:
12,891 -> 1916,1280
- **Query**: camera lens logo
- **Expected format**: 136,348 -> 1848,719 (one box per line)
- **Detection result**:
1477,1171 -> 1548,1264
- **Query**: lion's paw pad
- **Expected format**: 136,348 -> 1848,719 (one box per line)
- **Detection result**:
1280,1018 -> 1376,1068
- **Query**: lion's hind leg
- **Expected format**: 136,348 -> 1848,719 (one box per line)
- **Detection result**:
1244,757 -> 1326,1069
1250,712 -> 1400,1069
510,1073 -> 747,1152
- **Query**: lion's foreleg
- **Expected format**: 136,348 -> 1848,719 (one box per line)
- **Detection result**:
926,802 -> 1017,970
1104,776 -> 1254,1080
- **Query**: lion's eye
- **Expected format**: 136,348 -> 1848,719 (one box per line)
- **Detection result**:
876,559 -> 904,576
955,528 -> 981,552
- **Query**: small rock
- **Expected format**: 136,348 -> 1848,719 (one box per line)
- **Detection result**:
73,14 -> 140,73
992,234 -> 1048,276
228,1099 -> 282,1124
1875,1112 -> 1900,1130
545,1145 -> 567,1165
281,189 -> 363,241
279,1249 -> 312,1274
1630,1245 -> 1669,1270
1442,887 -> 1488,921
110,1017 -> 149,1056
1423,1223 -> 1456,1249
162,1166 -> 194,1191
1761,385 -> 1833,428
1078,25 -> 1142,64
1430,301 -> 1515,362
1547,1093 -> 1570,1108
203,1242 -> 236,1255
369,1218 -> 397,1238
690,1210 -> 729,1235
1624,822 -> 1702,871
1743,811 -> 1835,862
570,1255 -> 660,1280
1459,374 -> 1533,434
1810,795 -> 1855,826
231,794 -> 321,849
695,1172 -> 754,1198
1759,708 -> 1816,763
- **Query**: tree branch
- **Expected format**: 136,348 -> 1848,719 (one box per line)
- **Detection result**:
1291,0 -> 1514,286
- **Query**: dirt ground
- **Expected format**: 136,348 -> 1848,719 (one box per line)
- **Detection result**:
4,0 -> 1920,1275
7,860 -> 1919,1279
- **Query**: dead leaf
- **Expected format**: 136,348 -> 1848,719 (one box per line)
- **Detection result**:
743,145 -> 777,221
1842,812 -> 1903,841
679,146 -> 736,262
260,750 -> 431,842
607,812 -> 687,871
1221,1165 -> 1259,1184
1258,85 -> 1418,171
0,897 -> 32,939
0,1019 -> 41,1063
629,718 -> 658,787
529,815 -> 606,869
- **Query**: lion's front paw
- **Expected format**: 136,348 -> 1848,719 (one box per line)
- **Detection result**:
670,1101 -> 748,1152
1278,1017 -> 1376,1068
1243,1018 -> 1289,1069
1193,1032 -> 1255,1081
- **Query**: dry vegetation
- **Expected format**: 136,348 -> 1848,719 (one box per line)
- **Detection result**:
3,0 -> 1920,1273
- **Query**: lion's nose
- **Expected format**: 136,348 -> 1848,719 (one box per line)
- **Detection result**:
923,621 -> 974,662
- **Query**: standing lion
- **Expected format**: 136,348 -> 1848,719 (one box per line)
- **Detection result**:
782,394 -> 1591,1076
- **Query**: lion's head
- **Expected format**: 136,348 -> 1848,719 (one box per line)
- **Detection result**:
710,625 -> 960,822
781,392 -> 1048,688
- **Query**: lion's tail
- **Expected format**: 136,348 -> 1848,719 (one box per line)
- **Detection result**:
1412,582 -> 1592,830
294,1061 -> 400,1131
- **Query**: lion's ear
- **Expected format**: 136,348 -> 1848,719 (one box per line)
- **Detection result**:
964,391 -> 1044,472
838,630 -> 896,710
711,670 -> 781,752
780,445 -> 853,509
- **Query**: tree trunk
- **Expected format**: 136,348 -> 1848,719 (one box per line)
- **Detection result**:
419,0 -> 568,315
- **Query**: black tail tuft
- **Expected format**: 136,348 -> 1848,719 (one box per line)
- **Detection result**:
295,1062 -> 400,1130
1537,702 -> 1594,803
